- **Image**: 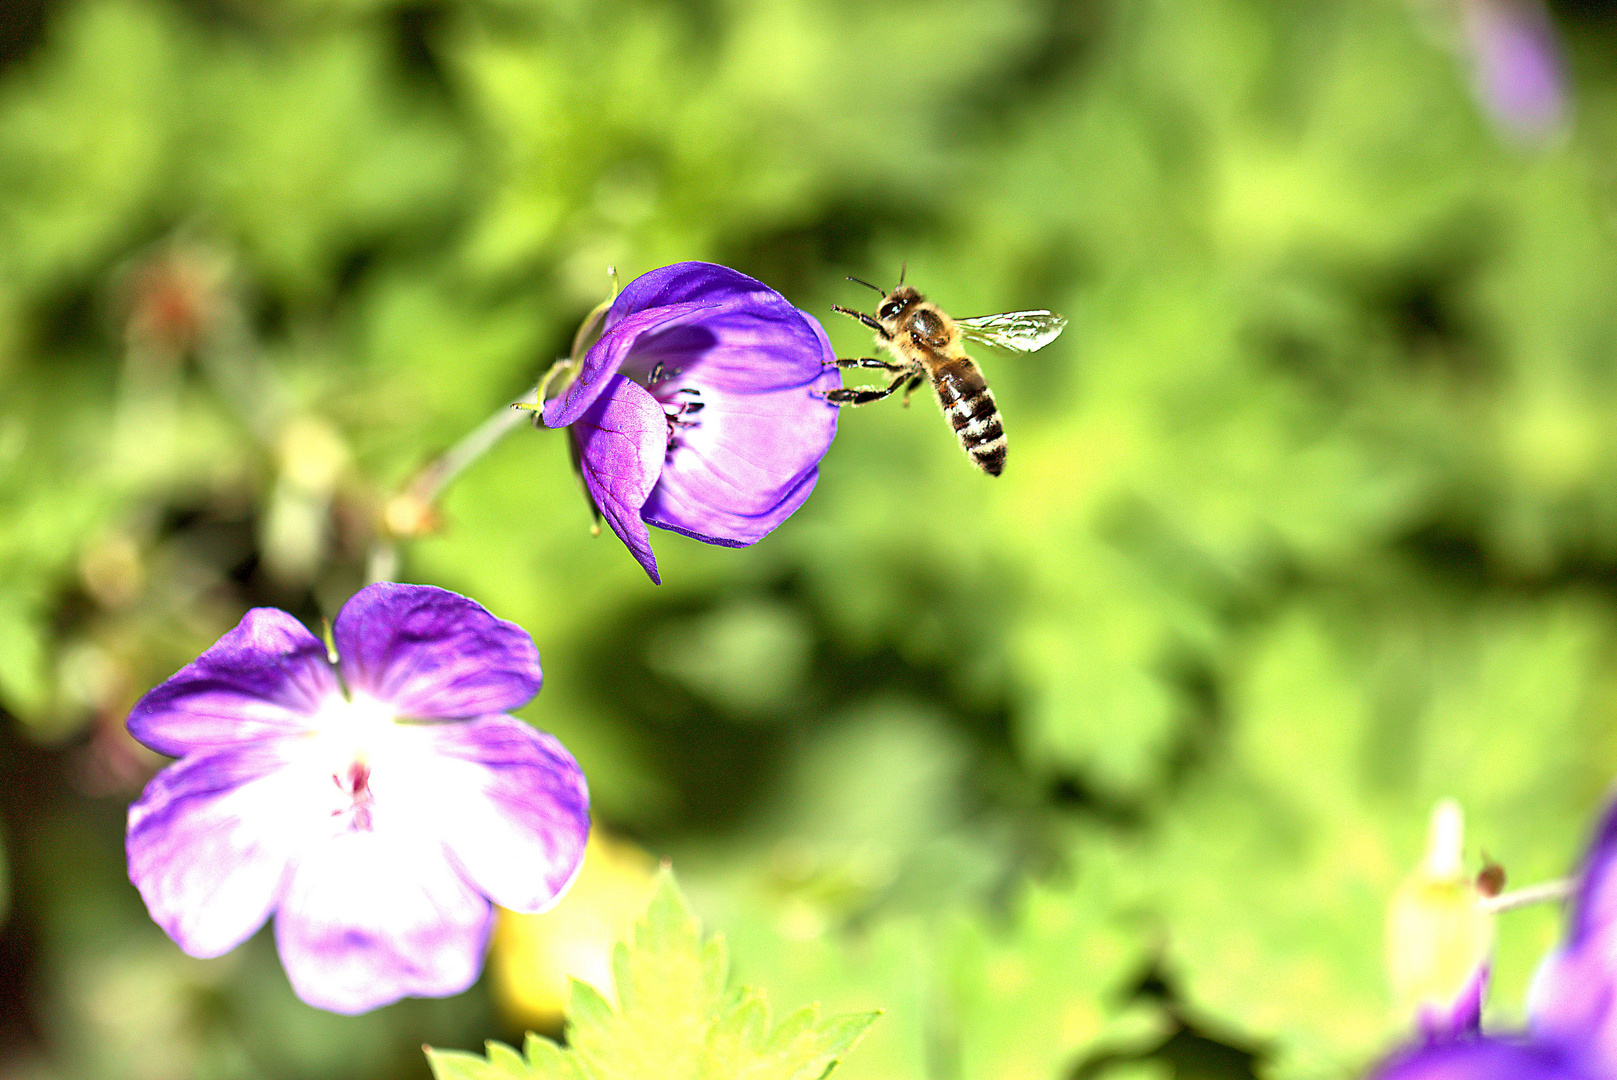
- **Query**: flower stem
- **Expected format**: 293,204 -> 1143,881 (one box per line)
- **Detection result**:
1479,877 -> 1574,913
409,384 -> 540,508
366,269 -> 622,583
367,383 -> 541,583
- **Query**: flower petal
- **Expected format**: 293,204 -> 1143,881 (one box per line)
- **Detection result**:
126,608 -> 338,757
332,583 -> 542,720
127,743 -> 307,958
1418,963 -> 1490,1044
1529,800 -> 1617,1072
414,714 -> 590,913
602,262 -> 788,322
572,375 -> 668,583
274,829 -> 492,1014
640,306 -> 839,545
643,457 -> 823,548
543,300 -> 719,429
1373,1036 -> 1579,1080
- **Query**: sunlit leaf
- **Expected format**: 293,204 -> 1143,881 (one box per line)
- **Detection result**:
427,871 -> 879,1080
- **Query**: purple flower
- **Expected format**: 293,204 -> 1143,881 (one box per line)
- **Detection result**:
124,583 -> 589,1015
543,262 -> 841,584
1460,0 -> 1567,142
1418,962 -> 1489,1044
1372,801 -> 1617,1080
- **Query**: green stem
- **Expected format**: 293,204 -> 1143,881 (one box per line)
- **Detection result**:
1479,877 -> 1574,913
367,382 -> 542,583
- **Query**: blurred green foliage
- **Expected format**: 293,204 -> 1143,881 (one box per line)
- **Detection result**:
2,0 -> 1617,1078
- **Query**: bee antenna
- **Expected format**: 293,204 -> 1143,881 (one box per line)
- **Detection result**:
898,261 -> 907,286
845,275 -> 884,295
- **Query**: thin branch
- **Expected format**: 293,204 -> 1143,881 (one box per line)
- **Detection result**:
1480,877 -> 1575,913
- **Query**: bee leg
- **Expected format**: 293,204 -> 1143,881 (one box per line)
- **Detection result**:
822,371 -> 910,407
824,356 -> 906,372
899,374 -> 925,407
831,306 -> 893,340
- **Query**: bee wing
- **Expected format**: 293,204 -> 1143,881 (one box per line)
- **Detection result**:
955,310 -> 1068,352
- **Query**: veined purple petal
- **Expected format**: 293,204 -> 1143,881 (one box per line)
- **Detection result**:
643,458 -> 823,547
603,261 -> 789,318
127,743 -> 307,958
573,375 -> 668,583
274,828 -> 492,1014
1373,1036 -> 1580,1080
1529,801 -> 1617,1074
547,263 -> 825,428
127,608 -> 339,758
641,308 -> 839,544
332,583 -> 541,720
422,714 -> 589,912
543,301 -> 720,429
620,300 -> 834,393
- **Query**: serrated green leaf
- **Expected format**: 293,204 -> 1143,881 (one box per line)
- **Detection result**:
425,1046 -> 525,1080
429,871 -> 879,1080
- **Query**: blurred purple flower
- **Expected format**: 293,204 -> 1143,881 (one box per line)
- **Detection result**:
1460,0 -> 1567,141
543,262 -> 841,584
1373,801 -> 1617,1080
1418,963 -> 1489,1044
125,582 -> 589,1014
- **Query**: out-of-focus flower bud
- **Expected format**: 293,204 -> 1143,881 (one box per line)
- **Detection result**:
1386,799 -> 1494,1041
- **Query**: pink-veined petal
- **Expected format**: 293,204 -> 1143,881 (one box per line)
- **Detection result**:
332,583 -> 541,721
127,743 -> 309,957
127,608 -> 338,757
274,828 -> 492,1014
543,301 -> 719,429
594,262 -> 790,332
636,299 -> 839,545
572,375 -> 668,583
419,714 -> 590,913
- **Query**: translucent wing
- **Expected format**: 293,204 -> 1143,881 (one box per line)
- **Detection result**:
955,310 -> 1067,352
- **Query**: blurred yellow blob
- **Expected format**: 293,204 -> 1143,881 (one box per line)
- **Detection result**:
1385,800 -> 1494,1028
488,824 -> 658,1029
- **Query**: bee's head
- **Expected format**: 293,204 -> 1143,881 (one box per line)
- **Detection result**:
879,284 -> 922,322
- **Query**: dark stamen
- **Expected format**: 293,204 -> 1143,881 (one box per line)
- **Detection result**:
662,387 -> 703,453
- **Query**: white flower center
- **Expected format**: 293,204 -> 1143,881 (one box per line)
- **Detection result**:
295,690 -> 408,834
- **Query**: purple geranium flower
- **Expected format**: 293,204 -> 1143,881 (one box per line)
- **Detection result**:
124,582 -> 589,1014
1373,800 -> 1617,1080
543,262 -> 841,584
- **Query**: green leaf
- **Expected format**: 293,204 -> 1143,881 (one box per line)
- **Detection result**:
426,870 -> 879,1080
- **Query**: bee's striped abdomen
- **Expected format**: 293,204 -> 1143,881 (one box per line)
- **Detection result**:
932,357 -> 1006,476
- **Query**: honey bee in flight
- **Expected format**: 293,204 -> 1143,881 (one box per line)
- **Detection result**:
823,273 -> 1067,476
